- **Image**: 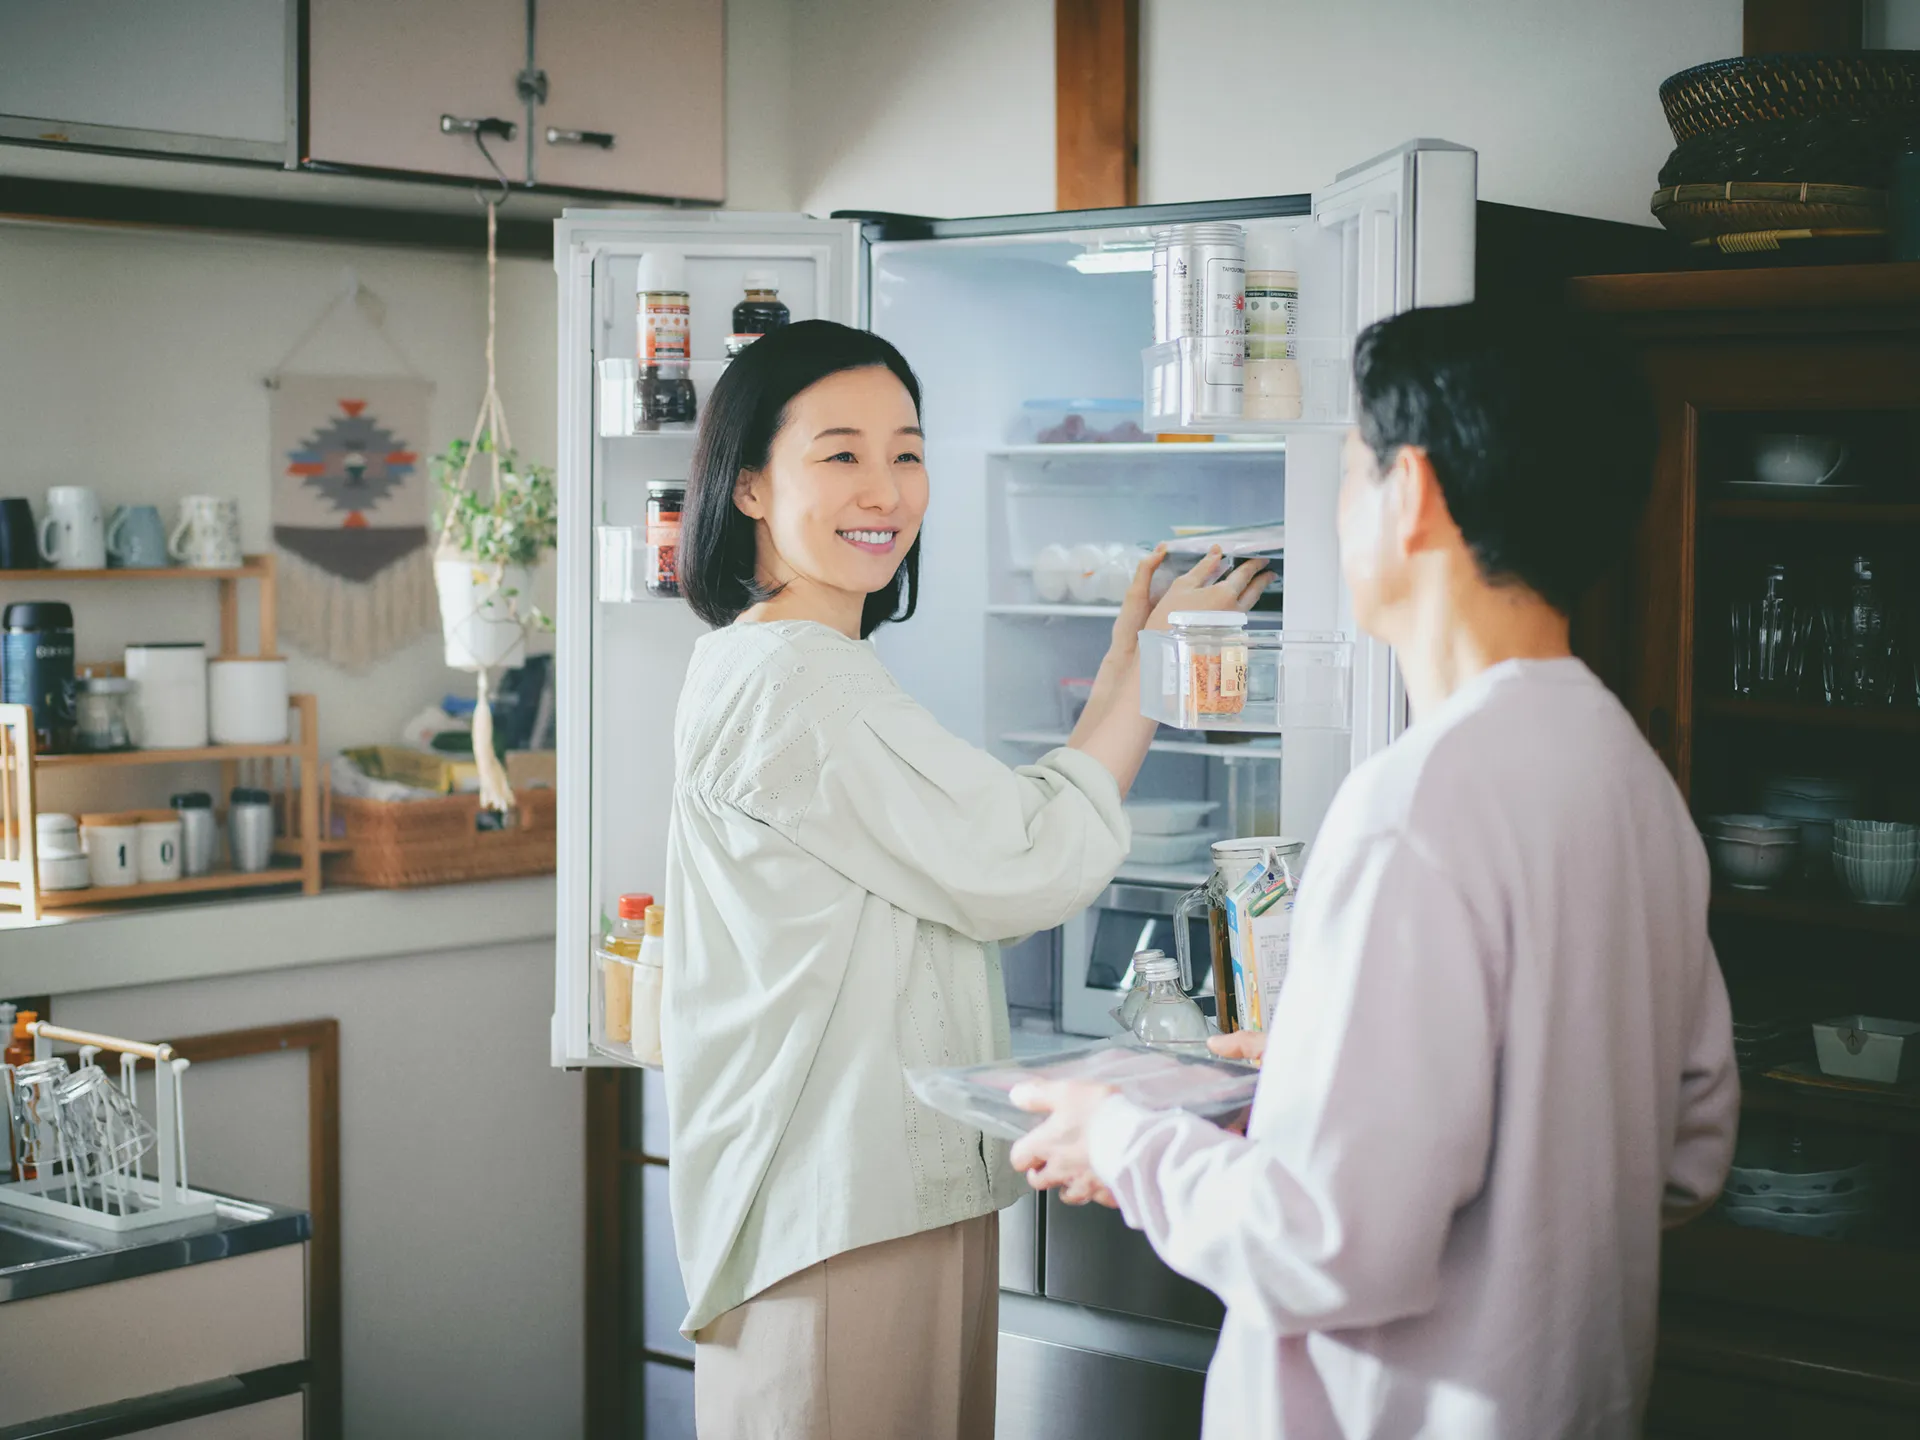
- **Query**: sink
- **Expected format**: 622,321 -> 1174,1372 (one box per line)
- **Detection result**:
0,1220 -> 95,1271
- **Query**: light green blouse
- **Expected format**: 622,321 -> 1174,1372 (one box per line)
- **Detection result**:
662,619 -> 1129,1336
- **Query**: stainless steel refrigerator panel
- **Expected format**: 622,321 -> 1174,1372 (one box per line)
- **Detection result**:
642,1163 -> 694,1358
1043,1192 -> 1224,1330
999,1190 -> 1040,1294
996,1334 -> 1206,1440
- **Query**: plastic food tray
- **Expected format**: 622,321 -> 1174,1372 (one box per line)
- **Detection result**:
1138,628 -> 1351,733
906,1038 -> 1260,1141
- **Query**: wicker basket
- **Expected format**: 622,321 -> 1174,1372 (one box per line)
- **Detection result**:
1659,52 -> 1920,142
1651,181 -> 1887,241
325,788 -> 556,889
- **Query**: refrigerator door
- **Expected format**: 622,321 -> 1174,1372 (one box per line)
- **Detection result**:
551,211 -> 865,1068
1307,140 -> 1477,779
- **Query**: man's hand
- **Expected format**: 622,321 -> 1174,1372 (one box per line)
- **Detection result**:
1007,1079 -> 1120,1208
1208,1030 -> 1267,1066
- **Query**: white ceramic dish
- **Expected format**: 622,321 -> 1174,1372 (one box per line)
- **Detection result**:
1724,1162 -> 1877,1204
1812,1016 -> 1920,1084
1721,1205 -> 1871,1240
1125,800 -> 1223,835
1704,813 -> 1801,843
1128,829 -> 1221,866
1706,833 -> 1799,890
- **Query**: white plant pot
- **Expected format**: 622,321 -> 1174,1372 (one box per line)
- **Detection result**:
436,558 -> 531,671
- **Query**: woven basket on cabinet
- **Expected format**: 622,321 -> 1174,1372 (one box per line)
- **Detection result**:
1659,52 -> 1920,142
1650,181 -> 1887,241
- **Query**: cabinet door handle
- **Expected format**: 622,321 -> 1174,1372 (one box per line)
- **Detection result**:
441,114 -> 517,140
546,126 -> 615,150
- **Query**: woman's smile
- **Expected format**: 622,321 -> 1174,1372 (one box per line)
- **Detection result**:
837,527 -> 899,553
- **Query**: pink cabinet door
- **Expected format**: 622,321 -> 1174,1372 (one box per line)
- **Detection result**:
307,0 -> 528,183
533,0 -> 723,201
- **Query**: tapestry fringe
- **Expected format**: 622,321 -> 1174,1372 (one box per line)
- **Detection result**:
276,544 -> 439,672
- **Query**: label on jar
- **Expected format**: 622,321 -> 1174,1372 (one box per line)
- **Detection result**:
2,628 -> 76,735
639,292 -> 691,364
647,516 -> 681,592
1221,643 -> 1247,699
1247,271 -> 1299,361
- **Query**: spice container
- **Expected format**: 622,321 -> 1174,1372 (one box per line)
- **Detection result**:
646,481 -> 686,597
3,601 -> 77,752
172,792 -> 217,876
1139,626 -> 1353,732
73,675 -> 134,751
1245,238 -> 1301,421
636,252 -> 697,432
732,270 -> 790,337
1174,612 -> 1249,717
228,787 -> 274,873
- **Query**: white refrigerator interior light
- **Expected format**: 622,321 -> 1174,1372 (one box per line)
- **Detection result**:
1068,245 -> 1154,274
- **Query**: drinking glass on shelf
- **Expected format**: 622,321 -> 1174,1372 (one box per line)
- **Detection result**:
1730,563 -> 1796,696
1838,555 -> 1893,706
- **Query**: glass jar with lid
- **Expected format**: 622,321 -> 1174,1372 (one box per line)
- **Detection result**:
1166,610 -> 1249,719
74,675 -> 135,752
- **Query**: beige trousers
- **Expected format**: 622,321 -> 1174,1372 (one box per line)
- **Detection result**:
693,1216 -> 1000,1440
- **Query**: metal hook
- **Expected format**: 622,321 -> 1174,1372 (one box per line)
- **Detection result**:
471,130 -> 513,208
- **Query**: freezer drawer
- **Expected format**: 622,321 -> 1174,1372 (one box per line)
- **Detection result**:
996,1332 -> 1206,1440
1044,1192 -> 1224,1330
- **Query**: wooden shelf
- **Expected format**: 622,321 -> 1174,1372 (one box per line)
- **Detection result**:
35,866 -> 305,910
0,556 -> 273,582
38,740 -> 304,770
1697,695 -> 1920,733
1711,887 -> 1920,939
1706,499 -> 1920,524
1744,1068 -> 1920,1137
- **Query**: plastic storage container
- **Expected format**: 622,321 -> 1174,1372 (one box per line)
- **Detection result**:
1812,1016 -> 1919,1084
1140,623 -> 1351,732
1013,398 -> 1149,446
906,1039 -> 1260,1141
1145,335 -> 1353,432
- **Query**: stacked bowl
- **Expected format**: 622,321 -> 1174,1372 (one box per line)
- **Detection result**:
1760,775 -> 1859,882
1702,813 -> 1801,890
1722,1160 -> 1882,1241
1833,820 -> 1919,906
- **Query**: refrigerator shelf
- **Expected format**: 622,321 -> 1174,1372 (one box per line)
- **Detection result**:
988,603 -> 1121,619
987,442 -> 1289,459
1139,629 -> 1352,733
1001,730 -> 1283,761
1144,335 -> 1355,434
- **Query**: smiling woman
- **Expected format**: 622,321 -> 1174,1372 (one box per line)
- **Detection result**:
660,320 -> 1271,1440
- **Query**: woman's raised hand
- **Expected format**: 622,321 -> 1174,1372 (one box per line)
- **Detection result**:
1146,547 -> 1275,630
1109,545 -> 1168,656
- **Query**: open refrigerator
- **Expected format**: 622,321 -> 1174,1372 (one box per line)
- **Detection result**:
550,138 -> 1479,1069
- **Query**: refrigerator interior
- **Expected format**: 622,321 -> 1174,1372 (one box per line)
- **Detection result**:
865,213 -> 1357,1026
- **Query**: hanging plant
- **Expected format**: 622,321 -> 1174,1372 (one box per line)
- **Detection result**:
431,202 -> 554,813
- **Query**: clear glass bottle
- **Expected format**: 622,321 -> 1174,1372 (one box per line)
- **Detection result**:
1841,555 -> 1890,705
1131,952 -> 1211,1046
1115,949 -> 1168,1032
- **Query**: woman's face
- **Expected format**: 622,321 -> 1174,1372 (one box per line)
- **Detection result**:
735,365 -> 928,611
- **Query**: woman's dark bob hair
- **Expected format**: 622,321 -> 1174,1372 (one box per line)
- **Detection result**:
680,319 -> 923,639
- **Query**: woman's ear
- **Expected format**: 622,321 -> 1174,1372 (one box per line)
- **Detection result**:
734,467 -> 766,520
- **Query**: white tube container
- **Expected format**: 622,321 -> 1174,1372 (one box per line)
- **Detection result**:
124,643 -> 209,749
207,657 -> 290,744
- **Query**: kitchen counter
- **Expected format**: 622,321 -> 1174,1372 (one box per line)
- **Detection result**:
0,1192 -> 310,1304
0,873 -> 555,996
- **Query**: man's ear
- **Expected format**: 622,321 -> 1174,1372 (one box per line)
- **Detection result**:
1395,446 -> 1458,555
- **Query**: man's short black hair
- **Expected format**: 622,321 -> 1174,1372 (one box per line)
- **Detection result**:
1351,301 -> 1655,614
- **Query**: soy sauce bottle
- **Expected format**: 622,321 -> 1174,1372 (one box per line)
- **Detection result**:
732,270 -> 789,338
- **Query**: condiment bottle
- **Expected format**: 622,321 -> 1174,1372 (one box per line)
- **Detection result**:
5,1009 -> 38,1069
732,270 -> 790,337
636,252 -> 697,431
1244,234 -> 1302,421
602,893 -> 653,1049
1116,949 -> 1167,1032
1168,611 -> 1250,720
646,481 -> 685,598
632,902 -> 666,1067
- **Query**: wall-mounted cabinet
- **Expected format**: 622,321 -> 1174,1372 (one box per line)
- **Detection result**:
0,0 -> 294,163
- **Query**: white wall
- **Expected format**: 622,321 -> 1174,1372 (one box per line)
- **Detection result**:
782,0 -> 1746,226
53,936 -> 582,1440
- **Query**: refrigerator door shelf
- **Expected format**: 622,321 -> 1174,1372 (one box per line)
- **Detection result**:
595,358 -> 730,439
1144,335 -> 1355,434
1139,629 -> 1352,733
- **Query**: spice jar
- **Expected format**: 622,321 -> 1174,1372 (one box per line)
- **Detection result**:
74,675 -> 135,752
636,252 -> 697,432
646,481 -> 686,598
1169,611 -> 1249,718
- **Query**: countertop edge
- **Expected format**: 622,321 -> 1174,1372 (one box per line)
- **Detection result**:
0,875 -> 557,996
0,1201 -> 312,1305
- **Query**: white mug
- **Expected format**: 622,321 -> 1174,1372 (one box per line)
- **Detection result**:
125,642 -> 210,749
1754,434 -> 1849,487
169,495 -> 243,569
208,657 -> 290,744
39,486 -> 107,569
137,816 -> 184,882
81,813 -> 143,888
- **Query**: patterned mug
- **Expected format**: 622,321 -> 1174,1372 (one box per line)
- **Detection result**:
168,495 -> 243,569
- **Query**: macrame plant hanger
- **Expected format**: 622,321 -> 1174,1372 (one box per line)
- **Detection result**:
439,145 -> 522,815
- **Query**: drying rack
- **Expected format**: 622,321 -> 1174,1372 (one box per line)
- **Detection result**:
0,1021 -> 219,1232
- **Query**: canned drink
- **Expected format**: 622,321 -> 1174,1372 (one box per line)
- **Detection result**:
1152,224 -> 1246,419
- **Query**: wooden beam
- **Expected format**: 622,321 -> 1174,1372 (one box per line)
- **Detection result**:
1056,0 -> 1139,211
1744,0 -> 1861,53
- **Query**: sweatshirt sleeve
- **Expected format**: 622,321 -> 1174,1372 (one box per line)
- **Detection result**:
1087,833 -> 1499,1333
789,692 -> 1131,943
1663,938 -> 1739,1227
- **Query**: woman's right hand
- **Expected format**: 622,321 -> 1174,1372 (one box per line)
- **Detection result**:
1145,547 -> 1275,630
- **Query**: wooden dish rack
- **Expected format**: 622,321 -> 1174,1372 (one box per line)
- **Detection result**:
0,554 -> 326,920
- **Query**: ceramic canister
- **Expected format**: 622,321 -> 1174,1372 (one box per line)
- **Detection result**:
207,657 -> 290,745
136,811 -> 184,883
124,642 -> 209,749
80,811 -> 144,887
